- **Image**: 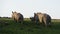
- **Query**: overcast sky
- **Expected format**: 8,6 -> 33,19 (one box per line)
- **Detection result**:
0,0 -> 60,19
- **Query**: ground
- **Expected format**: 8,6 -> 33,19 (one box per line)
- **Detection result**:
0,18 -> 60,34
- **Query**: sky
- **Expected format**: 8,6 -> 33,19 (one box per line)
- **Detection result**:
0,0 -> 60,19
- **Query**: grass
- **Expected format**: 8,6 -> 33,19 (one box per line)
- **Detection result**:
0,18 -> 60,34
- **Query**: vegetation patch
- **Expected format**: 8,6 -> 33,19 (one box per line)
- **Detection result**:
0,18 -> 60,34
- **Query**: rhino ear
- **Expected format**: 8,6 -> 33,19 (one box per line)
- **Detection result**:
34,13 -> 36,14
12,11 -> 13,13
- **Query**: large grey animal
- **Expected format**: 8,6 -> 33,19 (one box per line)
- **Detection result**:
12,11 -> 23,23
34,12 -> 51,27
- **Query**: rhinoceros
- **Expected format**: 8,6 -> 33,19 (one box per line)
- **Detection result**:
34,12 -> 51,27
12,11 -> 23,23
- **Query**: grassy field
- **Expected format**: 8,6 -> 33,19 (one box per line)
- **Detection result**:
0,18 -> 60,34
